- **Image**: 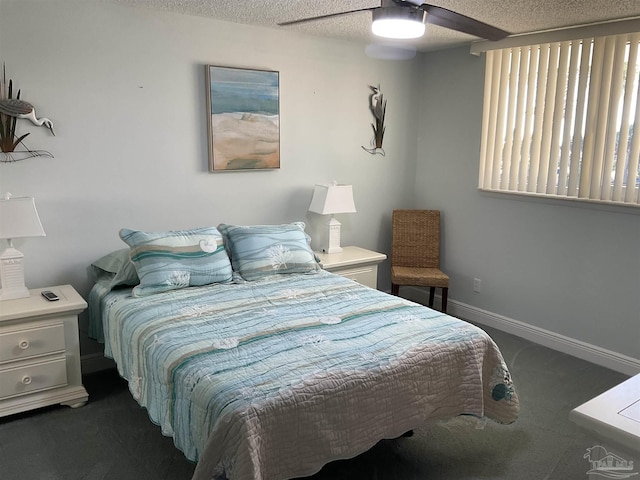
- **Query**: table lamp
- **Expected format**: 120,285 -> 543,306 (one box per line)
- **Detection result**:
308,182 -> 356,254
0,193 -> 46,301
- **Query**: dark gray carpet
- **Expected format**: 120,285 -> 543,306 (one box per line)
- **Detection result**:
0,325 -> 631,480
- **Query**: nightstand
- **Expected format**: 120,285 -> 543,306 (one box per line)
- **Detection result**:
0,285 -> 88,417
316,246 -> 387,289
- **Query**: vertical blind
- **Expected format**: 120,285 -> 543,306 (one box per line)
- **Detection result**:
479,32 -> 640,207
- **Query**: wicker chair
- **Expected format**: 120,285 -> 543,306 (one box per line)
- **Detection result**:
391,209 -> 450,313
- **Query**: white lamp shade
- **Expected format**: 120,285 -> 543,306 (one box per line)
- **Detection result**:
0,196 -> 46,240
308,184 -> 357,215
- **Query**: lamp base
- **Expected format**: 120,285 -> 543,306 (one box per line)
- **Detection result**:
0,286 -> 29,301
323,216 -> 343,254
0,246 -> 30,301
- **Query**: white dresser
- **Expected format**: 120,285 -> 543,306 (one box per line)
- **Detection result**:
316,246 -> 387,289
0,285 -> 88,417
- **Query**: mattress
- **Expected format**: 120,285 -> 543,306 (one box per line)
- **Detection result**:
89,269 -> 519,480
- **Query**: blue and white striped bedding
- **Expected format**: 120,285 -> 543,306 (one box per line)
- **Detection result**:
89,270 -> 519,480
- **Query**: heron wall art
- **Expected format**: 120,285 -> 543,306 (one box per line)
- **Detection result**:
0,65 -> 54,162
362,84 -> 387,156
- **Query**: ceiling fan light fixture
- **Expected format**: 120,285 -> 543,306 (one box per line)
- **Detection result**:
371,7 -> 427,39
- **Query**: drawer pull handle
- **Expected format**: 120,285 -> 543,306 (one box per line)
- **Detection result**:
22,376 -> 32,385
19,340 -> 30,350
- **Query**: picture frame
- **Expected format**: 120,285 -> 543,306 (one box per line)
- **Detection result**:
205,65 -> 280,172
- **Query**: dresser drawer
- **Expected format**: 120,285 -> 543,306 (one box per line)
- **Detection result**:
316,247 -> 386,290
0,321 -> 66,364
336,266 -> 377,288
0,357 -> 68,400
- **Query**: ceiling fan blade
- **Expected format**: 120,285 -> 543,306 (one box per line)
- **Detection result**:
422,4 -> 509,41
278,7 -> 374,27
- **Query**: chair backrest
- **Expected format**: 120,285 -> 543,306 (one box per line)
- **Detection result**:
391,209 -> 441,269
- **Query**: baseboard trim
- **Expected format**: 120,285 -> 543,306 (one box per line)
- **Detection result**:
404,287 -> 640,376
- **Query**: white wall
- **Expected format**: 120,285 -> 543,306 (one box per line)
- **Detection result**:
415,47 -> 640,370
0,0 -> 419,359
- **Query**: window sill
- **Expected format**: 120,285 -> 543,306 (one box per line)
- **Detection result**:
478,188 -> 640,215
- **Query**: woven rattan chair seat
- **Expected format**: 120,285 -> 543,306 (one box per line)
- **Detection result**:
391,266 -> 449,288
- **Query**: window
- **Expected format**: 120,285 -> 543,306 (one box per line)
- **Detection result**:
479,32 -> 640,207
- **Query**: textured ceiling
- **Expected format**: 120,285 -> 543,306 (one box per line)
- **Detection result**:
111,0 -> 640,52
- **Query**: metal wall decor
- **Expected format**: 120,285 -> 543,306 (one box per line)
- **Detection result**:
0,65 -> 54,162
362,84 -> 386,156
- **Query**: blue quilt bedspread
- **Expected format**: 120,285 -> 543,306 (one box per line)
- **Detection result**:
89,270 -> 519,480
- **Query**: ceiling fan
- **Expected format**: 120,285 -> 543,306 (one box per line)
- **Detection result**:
278,0 -> 509,41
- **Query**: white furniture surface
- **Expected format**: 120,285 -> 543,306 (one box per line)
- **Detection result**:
316,246 -> 387,289
0,284 -> 88,417
570,374 -> 640,454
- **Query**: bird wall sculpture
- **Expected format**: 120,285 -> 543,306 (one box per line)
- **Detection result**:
0,98 -> 55,136
362,84 -> 386,156
0,64 -> 55,160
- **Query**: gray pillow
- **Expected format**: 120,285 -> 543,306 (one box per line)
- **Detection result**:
90,248 -> 140,289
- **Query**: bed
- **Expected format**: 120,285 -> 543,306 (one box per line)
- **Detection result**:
88,223 -> 519,480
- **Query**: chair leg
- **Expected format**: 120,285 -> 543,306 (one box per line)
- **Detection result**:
441,287 -> 448,314
428,287 -> 435,307
391,283 -> 399,296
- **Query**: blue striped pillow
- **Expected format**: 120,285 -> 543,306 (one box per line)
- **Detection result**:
218,222 -> 320,281
119,227 -> 232,297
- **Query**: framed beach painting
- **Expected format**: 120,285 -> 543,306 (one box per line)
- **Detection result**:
205,65 -> 280,171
